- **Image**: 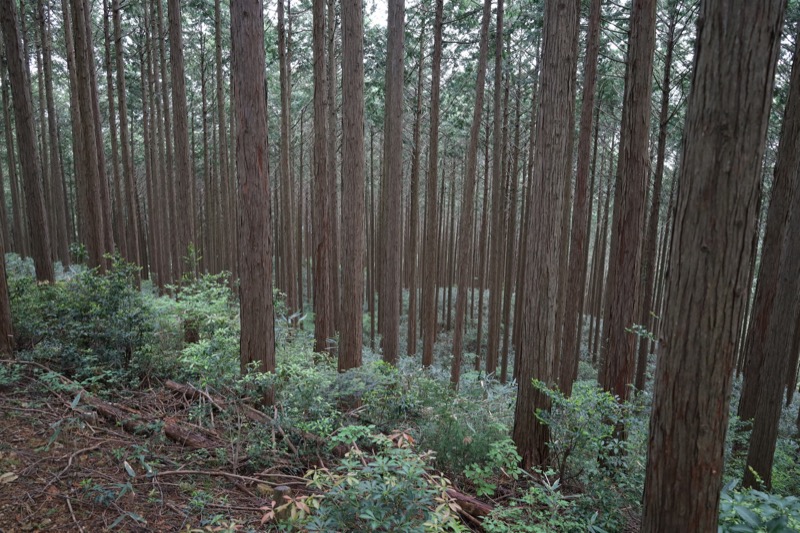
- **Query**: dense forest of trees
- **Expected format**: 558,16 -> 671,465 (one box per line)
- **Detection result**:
1,0 -> 800,530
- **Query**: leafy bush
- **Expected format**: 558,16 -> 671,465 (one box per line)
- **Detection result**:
9,256 -> 157,384
299,431 -> 466,532
483,471 -> 605,533
719,480 -> 800,532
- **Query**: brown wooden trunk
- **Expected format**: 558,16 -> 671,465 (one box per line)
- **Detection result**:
0,0 -> 54,282
512,0 -> 578,468
381,0 -> 404,365
231,0 -> 277,404
420,0 -> 443,368
339,0 -> 365,372
642,0 -> 785,528
599,0 -> 656,403
450,0 -> 492,383
738,26 -> 800,422
559,0 -> 602,395
312,0 -> 334,354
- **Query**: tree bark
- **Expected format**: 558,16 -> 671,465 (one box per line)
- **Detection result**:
738,27 -> 800,423
168,0 -> 196,275
313,0 -> 334,354
339,0 -> 365,372
485,0 -> 505,378
420,0 -> 443,368
512,0 -> 578,468
641,1 -> 785,529
599,0 -> 656,405
380,0 -> 404,365
559,0 -> 602,395
0,0 -> 54,282
231,0 -> 276,404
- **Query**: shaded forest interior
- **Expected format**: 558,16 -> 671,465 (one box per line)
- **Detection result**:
1,0 -> 800,531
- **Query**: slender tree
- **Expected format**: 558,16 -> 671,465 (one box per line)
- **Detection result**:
380,0 -> 404,365
559,0 -> 602,394
512,0 -> 579,468
0,0 -> 54,282
420,0 -> 443,368
450,0 -> 492,385
231,0 -> 276,404
339,0 -> 365,371
738,27 -> 800,423
641,0 -> 785,528
168,0 -> 196,273
313,0 -> 334,353
599,0 -> 657,404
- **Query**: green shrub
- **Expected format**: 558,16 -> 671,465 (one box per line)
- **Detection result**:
9,256 -> 156,384
299,432 -> 467,532
719,479 -> 800,532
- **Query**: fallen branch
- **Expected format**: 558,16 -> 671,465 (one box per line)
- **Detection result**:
446,488 -> 493,518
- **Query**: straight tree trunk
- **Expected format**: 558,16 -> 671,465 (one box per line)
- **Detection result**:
0,0 -> 54,282
512,0 -> 578,468
2,76 -> 25,256
485,0 -> 506,378
407,27 -> 425,356
313,0 -> 334,353
559,0 -> 602,395
380,0 -> 404,365
599,0 -> 657,404
420,0 -> 443,368
168,0 -> 196,274
641,1 -> 785,528
0,223 -> 11,354
81,0 -> 115,260
633,9 -> 677,392
474,117 -> 491,369
231,0 -> 276,404
738,29 -> 800,423
743,170 -> 800,490
339,0 -> 365,371
103,0 -> 127,260
39,0 -> 70,267
278,0 -> 297,312
114,0 -> 140,273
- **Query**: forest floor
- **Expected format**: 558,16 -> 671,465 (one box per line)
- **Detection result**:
0,366 -> 316,533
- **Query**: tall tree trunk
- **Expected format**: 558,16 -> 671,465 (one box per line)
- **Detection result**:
2,75 -> 25,256
81,0 -> 115,260
738,29 -> 800,423
406,26 -> 424,356
327,0 -> 340,333
485,0 -> 505,378
379,0 -> 404,364
39,0 -> 70,267
474,116 -> 491,370
168,0 -> 196,274
421,0 -> 443,368
278,0 -> 297,312
559,0 -> 602,395
103,0 -> 127,260
313,0 -> 334,353
339,0 -> 365,371
231,0 -> 276,404
115,0 -> 140,274
500,79 -> 522,383
633,9 -> 677,392
0,0 -> 54,282
599,0 -> 657,404
512,0 -> 578,468
743,172 -> 800,490
641,1 -> 785,528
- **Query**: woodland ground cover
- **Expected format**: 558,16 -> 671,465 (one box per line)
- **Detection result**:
0,256 -> 798,532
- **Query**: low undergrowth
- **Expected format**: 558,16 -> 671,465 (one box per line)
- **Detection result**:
2,253 -> 799,532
